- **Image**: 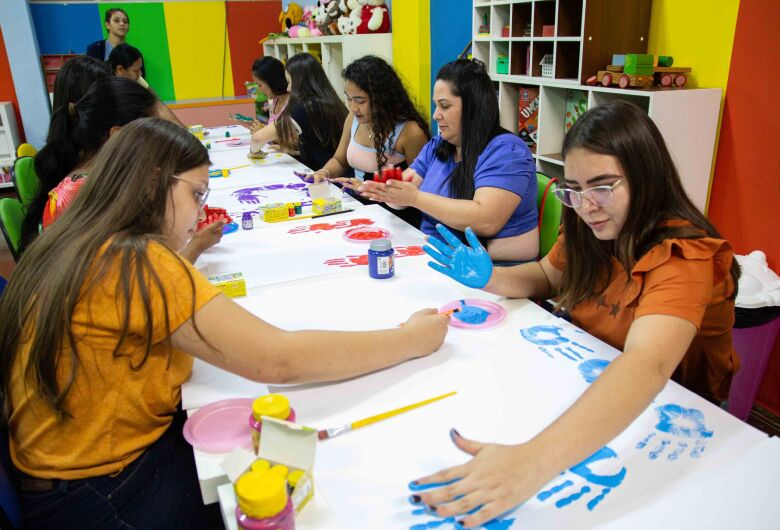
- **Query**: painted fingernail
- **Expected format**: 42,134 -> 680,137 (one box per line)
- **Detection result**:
450,428 -> 461,442
455,521 -> 466,529
427,505 -> 437,513
409,495 -> 421,504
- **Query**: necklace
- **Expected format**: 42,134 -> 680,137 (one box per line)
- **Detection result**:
363,123 -> 374,141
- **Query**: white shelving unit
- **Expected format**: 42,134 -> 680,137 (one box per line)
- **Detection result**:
474,0 -> 721,213
0,102 -> 21,189
262,34 -> 393,95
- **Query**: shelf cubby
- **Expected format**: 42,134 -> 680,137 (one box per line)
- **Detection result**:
533,0 -> 557,37
531,41 -> 554,77
557,0 -> 584,37
555,41 -> 581,81
511,41 -> 531,76
511,2 -> 533,37
491,3 -> 511,38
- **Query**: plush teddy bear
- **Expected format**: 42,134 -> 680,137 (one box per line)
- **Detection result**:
279,2 -> 304,34
356,0 -> 390,34
337,0 -> 361,35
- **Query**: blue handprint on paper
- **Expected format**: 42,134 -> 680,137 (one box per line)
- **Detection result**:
577,358 -> 610,384
636,404 -> 713,461
537,446 -> 626,511
519,325 -> 595,362
407,480 -> 515,529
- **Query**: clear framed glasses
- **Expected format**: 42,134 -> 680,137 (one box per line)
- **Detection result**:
552,179 -> 624,208
171,175 -> 210,209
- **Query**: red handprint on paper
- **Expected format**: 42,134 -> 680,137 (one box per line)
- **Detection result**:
323,246 -> 424,268
288,218 -> 374,235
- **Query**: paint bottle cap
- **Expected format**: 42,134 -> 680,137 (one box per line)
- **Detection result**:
369,239 -> 392,252
251,459 -> 271,473
270,464 -> 289,479
288,469 -> 305,488
235,470 -> 288,519
225,131 -> 231,137
252,394 -> 291,422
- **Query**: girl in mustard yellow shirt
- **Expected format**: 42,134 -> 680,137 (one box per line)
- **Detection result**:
0,118 -> 449,529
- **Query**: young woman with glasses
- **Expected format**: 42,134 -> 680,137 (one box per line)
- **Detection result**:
0,119 -> 449,529
414,100 -> 740,528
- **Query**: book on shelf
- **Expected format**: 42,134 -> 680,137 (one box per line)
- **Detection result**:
517,87 -> 539,153
565,89 -> 588,133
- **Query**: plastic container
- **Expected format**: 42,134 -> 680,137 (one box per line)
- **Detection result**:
728,251 -> 780,420
368,239 -> 394,279
249,394 -> 296,454
242,212 -> 254,230
235,470 -> 296,530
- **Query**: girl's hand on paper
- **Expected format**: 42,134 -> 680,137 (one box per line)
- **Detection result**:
411,431 -> 555,528
360,178 -> 419,207
329,177 -> 364,190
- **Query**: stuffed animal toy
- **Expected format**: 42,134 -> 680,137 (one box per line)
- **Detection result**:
279,2 -> 304,34
302,5 -> 323,36
337,0 -> 360,35
356,0 -> 390,34
318,0 -> 343,35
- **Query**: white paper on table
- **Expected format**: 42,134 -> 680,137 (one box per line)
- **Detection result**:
197,206 -> 427,289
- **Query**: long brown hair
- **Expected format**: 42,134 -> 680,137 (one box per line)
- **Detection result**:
276,53 -> 347,153
557,101 -> 739,309
0,118 -> 210,421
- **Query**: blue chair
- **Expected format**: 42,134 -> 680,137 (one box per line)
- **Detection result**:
0,428 -> 22,529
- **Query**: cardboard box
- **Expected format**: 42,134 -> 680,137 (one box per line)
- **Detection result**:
208,272 -> 247,298
312,197 -> 342,215
542,25 -> 555,37
260,203 -> 289,222
222,417 -> 317,515
565,89 -> 588,132
517,87 -> 539,152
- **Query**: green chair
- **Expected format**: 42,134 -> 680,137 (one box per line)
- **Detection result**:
536,172 -> 563,259
0,198 -> 25,262
11,156 -> 40,208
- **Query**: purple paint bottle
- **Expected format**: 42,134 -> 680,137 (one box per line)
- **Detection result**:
368,239 -> 394,279
242,212 -> 254,230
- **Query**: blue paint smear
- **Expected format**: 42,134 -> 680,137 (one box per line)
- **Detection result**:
519,325 -> 569,346
453,300 -> 490,325
655,404 -> 713,439
578,359 -> 610,384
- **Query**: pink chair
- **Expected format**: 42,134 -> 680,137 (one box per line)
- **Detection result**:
728,318 -> 780,421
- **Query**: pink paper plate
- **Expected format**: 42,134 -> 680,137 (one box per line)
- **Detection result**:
182,397 -> 254,453
343,226 -> 390,243
439,299 -> 507,330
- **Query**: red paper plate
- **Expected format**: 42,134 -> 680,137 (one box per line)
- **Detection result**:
439,299 -> 507,330
182,398 -> 253,453
343,226 -> 390,243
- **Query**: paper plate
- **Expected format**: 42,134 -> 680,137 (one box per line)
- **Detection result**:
439,299 -> 507,330
182,398 -> 253,453
343,226 -> 390,243
222,222 -> 239,235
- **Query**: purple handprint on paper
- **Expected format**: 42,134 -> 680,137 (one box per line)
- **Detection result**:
232,182 -> 311,205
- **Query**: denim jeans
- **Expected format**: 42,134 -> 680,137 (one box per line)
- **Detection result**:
14,410 -> 224,530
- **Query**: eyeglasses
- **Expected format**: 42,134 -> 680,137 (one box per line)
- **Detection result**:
552,180 -> 624,209
171,175 -> 210,209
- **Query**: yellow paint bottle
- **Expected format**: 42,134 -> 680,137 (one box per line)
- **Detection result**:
235,470 -> 295,529
248,394 -> 296,454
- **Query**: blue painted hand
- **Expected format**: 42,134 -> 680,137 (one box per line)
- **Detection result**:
636,404 -> 713,461
408,480 -> 515,530
423,224 -> 493,289
536,446 -> 626,512
519,325 -> 595,361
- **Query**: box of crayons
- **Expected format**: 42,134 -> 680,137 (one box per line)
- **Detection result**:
207,272 -> 247,298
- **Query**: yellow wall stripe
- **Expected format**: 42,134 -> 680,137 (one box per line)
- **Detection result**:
164,1 -> 234,100
647,0 -> 740,210
391,1 -> 431,117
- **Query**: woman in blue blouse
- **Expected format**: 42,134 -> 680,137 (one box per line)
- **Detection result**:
360,59 -> 538,262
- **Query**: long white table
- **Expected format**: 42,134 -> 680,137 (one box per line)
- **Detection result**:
182,128 -> 780,529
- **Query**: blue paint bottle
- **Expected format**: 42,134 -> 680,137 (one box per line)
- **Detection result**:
368,239 -> 394,279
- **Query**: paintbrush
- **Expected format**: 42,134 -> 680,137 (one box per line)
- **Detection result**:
264,209 -> 355,223
440,308 -> 462,317
317,391 -> 457,441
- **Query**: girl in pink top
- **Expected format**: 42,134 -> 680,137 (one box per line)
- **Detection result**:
254,57 -> 289,125
311,56 -> 430,187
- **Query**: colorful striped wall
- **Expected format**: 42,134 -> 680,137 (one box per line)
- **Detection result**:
0,28 -> 24,143
28,0 -> 281,102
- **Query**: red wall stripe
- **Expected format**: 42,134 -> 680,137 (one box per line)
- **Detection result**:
226,0 -> 282,97
0,28 -> 26,143
708,0 -> 780,414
